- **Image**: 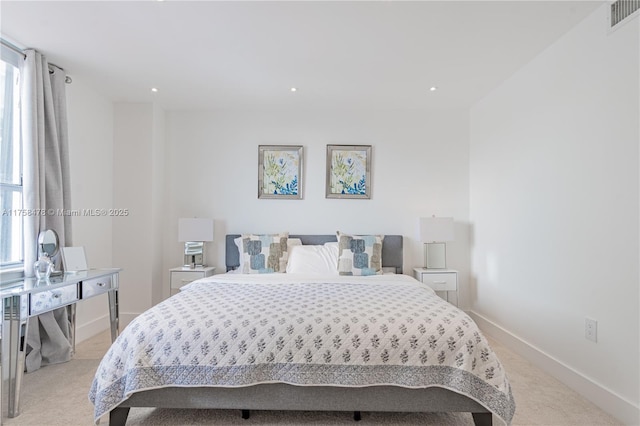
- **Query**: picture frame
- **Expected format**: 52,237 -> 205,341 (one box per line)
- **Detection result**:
61,246 -> 88,272
258,145 -> 303,199
326,145 -> 372,199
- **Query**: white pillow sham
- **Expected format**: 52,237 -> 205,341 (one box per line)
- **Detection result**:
287,238 -> 303,249
286,242 -> 339,275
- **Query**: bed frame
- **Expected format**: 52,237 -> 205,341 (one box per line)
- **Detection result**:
108,234 -> 493,426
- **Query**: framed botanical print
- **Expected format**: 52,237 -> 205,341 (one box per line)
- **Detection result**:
258,145 -> 303,199
326,145 -> 371,199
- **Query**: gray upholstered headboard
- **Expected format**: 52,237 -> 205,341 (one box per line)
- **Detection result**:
226,234 -> 403,274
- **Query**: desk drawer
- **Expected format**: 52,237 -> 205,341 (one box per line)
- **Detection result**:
30,285 -> 79,315
421,273 -> 457,291
171,271 -> 204,290
82,276 -> 114,298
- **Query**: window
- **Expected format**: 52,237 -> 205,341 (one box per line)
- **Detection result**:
1,43 -> 23,272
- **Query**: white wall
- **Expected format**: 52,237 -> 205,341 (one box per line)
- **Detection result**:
469,6 -> 639,423
113,103 -> 166,325
163,108 -> 471,303
64,95 -> 167,338
151,104 -> 167,306
65,77 -> 115,342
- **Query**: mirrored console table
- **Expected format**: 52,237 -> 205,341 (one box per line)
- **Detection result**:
1,268 -> 121,419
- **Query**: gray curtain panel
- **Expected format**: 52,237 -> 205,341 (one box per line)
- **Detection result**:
21,49 -> 73,372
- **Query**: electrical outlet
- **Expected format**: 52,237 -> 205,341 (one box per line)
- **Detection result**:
585,318 -> 597,342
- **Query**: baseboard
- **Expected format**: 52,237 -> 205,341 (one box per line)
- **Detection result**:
75,314 -> 110,343
75,312 -> 139,344
468,310 -> 640,426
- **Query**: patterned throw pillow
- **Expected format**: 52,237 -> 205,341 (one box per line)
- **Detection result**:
238,233 -> 289,273
336,232 -> 384,275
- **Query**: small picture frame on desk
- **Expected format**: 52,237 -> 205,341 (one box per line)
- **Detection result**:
61,246 -> 88,272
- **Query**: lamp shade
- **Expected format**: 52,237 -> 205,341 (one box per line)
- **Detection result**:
419,217 -> 454,243
178,218 -> 214,242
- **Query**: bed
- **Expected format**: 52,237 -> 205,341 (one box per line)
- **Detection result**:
90,234 -> 515,425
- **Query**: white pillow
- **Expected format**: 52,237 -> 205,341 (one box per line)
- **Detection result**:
288,238 -> 302,249
286,243 -> 339,275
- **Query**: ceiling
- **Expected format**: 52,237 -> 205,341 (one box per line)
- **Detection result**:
1,1 -> 603,111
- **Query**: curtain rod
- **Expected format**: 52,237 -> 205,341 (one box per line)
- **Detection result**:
1,38 -> 72,84
1,38 -> 26,59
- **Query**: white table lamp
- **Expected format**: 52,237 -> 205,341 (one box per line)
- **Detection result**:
419,216 -> 454,269
178,218 -> 214,268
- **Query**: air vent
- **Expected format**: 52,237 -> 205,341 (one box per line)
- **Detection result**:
610,0 -> 640,28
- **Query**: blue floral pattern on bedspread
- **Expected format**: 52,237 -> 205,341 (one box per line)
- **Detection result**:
89,275 -> 515,424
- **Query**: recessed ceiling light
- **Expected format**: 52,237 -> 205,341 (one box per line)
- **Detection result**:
290,87 -> 298,92
429,86 -> 438,92
151,87 -> 159,93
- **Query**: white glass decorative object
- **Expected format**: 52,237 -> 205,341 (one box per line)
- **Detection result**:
33,255 -> 54,280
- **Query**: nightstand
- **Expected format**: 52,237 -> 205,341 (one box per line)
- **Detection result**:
413,267 -> 458,306
169,266 -> 216,296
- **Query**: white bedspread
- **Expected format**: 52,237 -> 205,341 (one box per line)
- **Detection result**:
90,273 -> 515,423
